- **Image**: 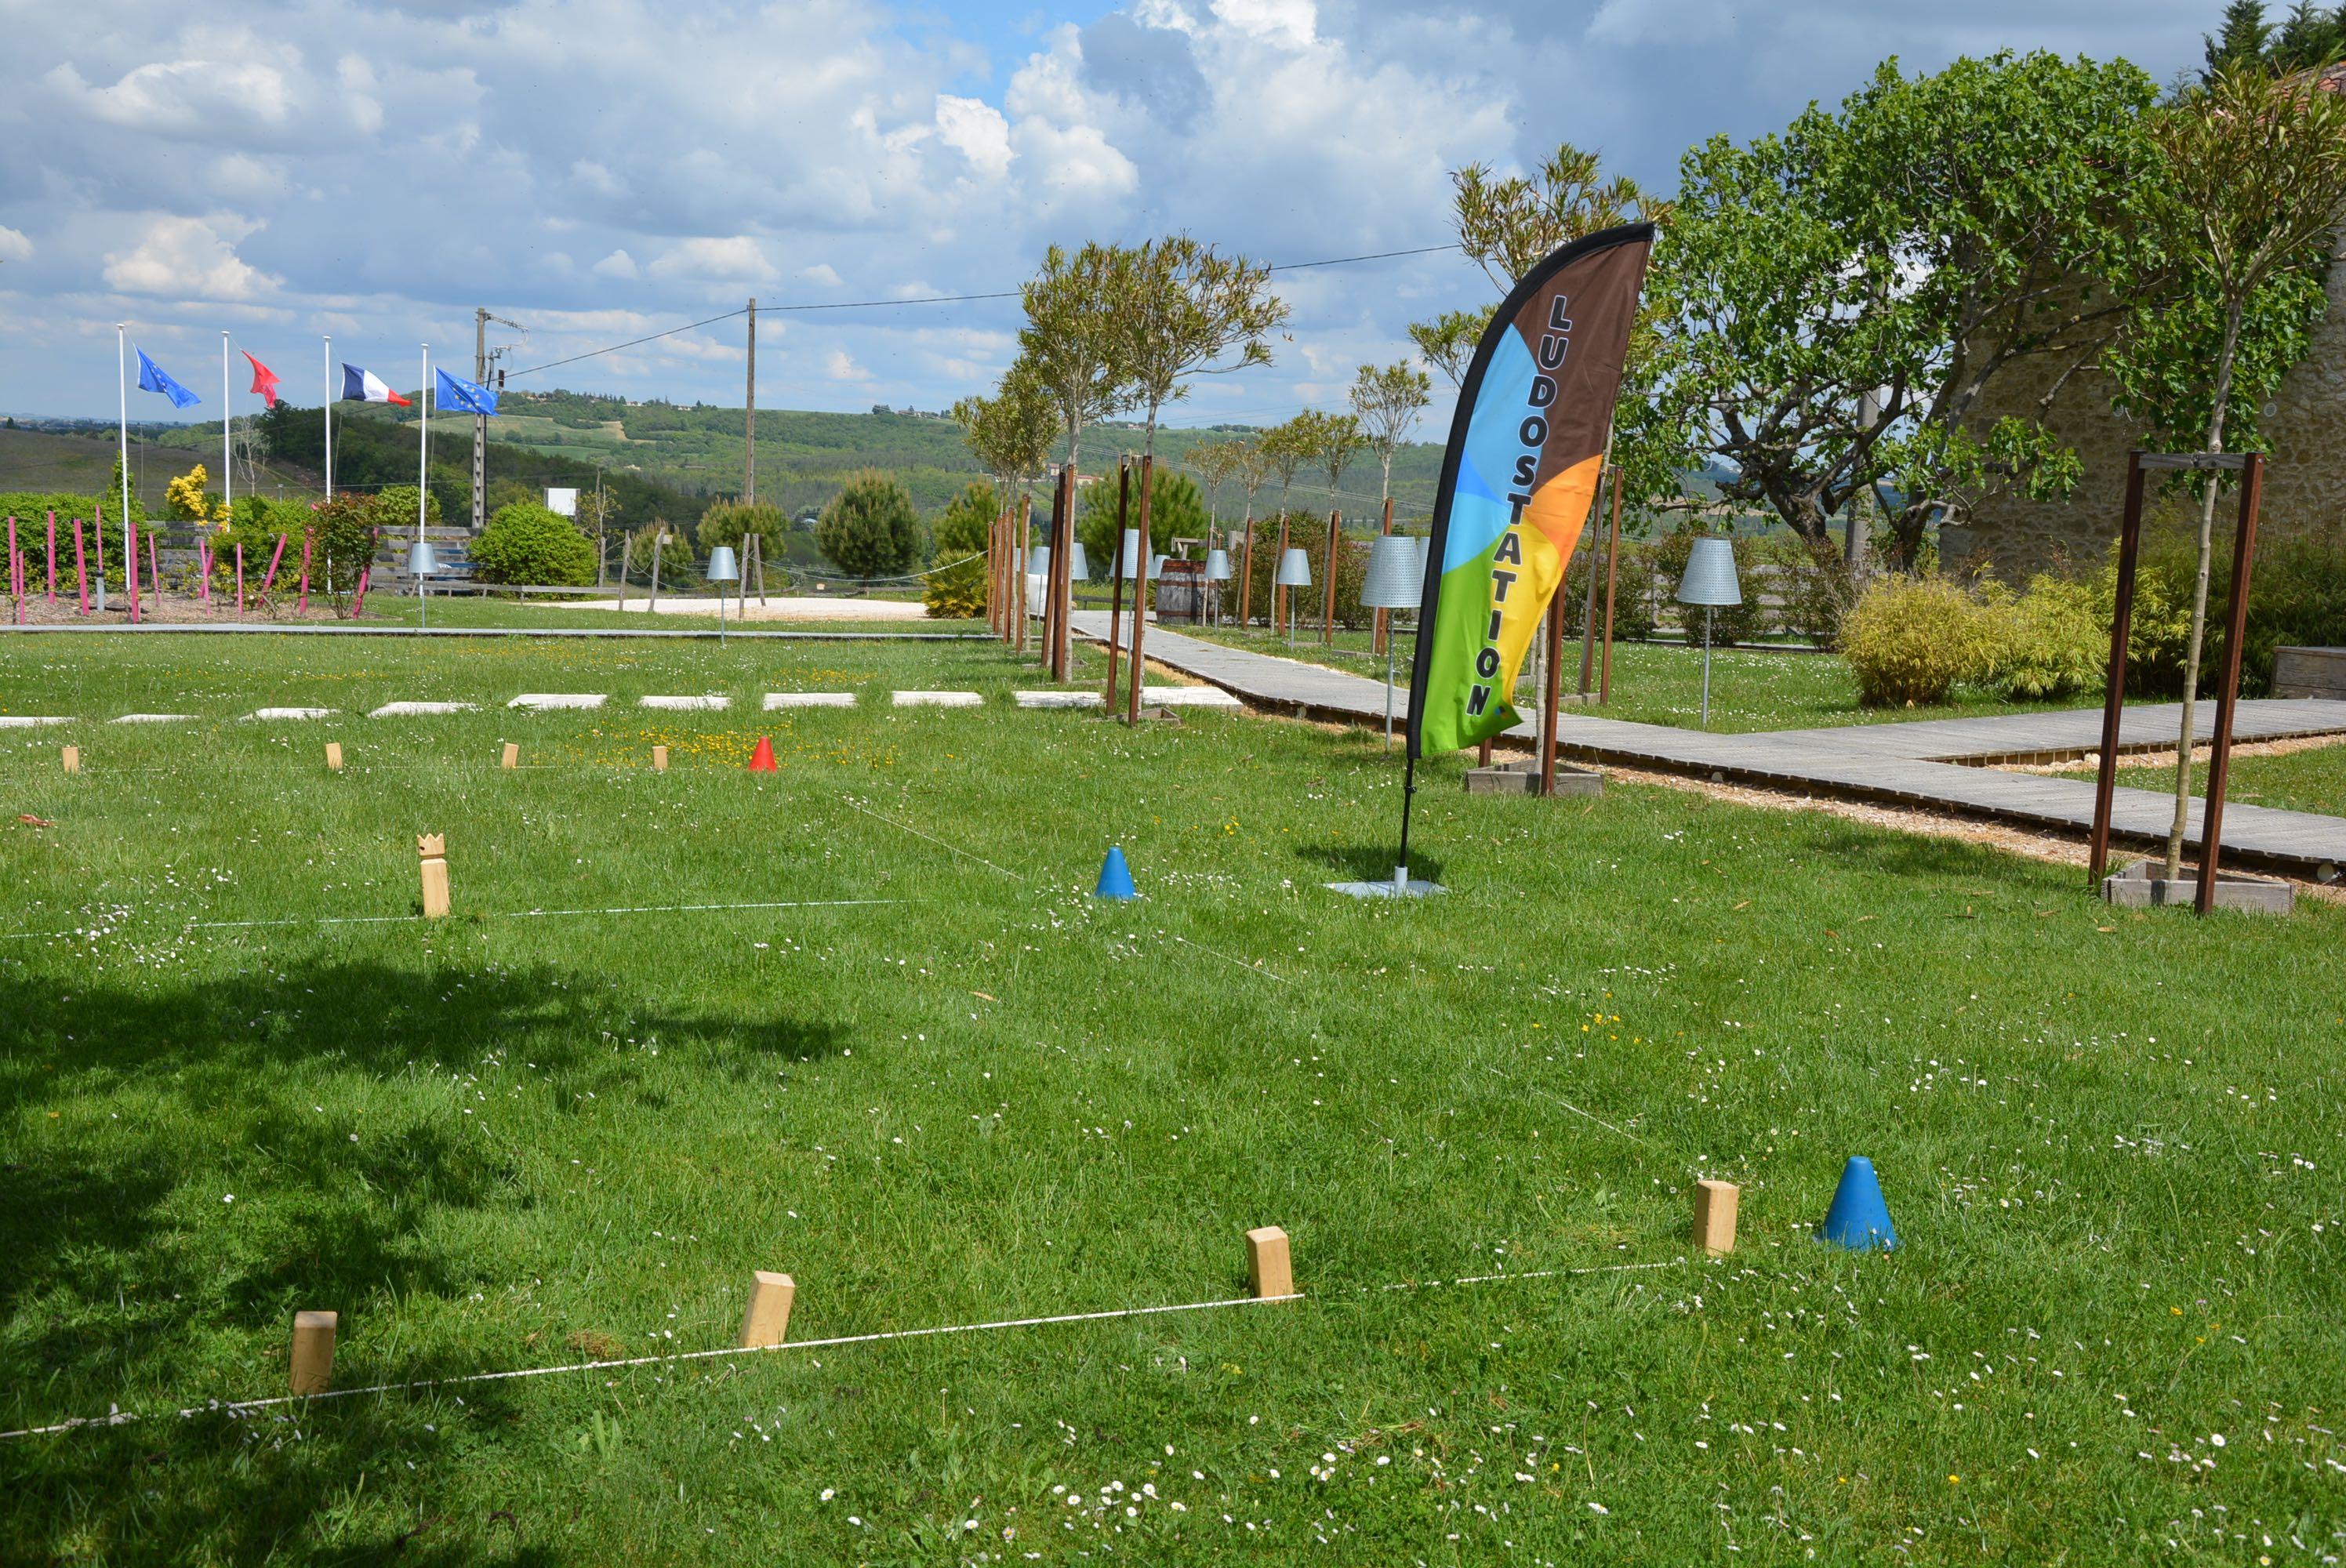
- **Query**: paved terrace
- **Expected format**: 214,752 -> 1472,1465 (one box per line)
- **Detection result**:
1072,612 -> 2346,880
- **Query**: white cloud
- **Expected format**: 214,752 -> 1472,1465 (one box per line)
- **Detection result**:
1585,0 -> 1740,48
802,263 -> 844,286
646,236 -> 777,283
591,249 -> 639,280
935,95 -> 1015,178
824,347 -> 871,382
0,227 -> 34,264
102,213 -> 281,300
1211,0 -> 1316,48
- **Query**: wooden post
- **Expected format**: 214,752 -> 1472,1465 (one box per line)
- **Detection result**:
2089,453 -> 2150,887
652,744 -> 669,773
324,742 -> 343,772
739,1270 -> 796,1348
298,535 -> 312,613
1599,466 -> 1624,705
1128,456 -> 1154,724
126,513 -> 140,623
74,518 -> 88,615
1539,593 -> 1564,796
289,1309 -> 337,1396
1246,1225 -> 1294,1298
1055,465 -> 1077,682
61,745 -> 79,775
236,543 -> 246,614
1106,458 -> 1131,704
2195,452 -> 2264,916
148,530 -> 162,607
1372,497 -> 1394,655
1238,506 -> 1257,630
648,532 -> 665,613
1577,512 -> 1602,699
418,834 -> 450,919
502,742 -> 519,771
1694,1179 -> 1739,1255
1320,509 -> 1339,644
1273,517 -> 1289,637
261,532 -> 288,596
1015,493 -> 1032,656
46,510 -> 56,602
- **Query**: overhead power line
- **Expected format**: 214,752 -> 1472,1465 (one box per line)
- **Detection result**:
501,242 -> 1465,383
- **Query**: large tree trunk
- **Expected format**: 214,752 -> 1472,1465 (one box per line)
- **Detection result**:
2162,304 -> 2242,881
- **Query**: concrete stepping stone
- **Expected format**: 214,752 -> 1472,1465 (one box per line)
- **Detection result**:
0,716 -> 74,728
1015,690 -> 1105,709
640,695 -> 730,711
509,692 -> 608,710
369,701 -> 478,718
892,690 -> 983,708
1142,685 -> 1241,709
111,713 -> 200,724
245,707 -> 337,721
764,691 -> 857,709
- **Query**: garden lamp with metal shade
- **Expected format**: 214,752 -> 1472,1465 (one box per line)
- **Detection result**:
1676,535 -> 1741,728
1202,546 -> 1232,627
408,539 -> 438,630
1274,547 -> 1312,648
1358,533 -> 1423,750
706,545 -> 739,644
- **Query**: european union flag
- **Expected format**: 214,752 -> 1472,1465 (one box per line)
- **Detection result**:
135,348 -> 200,409
435,366 -> 498,416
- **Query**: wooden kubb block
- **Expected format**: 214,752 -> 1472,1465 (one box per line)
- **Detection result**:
739,1271 -> 795,1348
1246,1226 -> 1295,1299
61,746 -> 78,775
652,744 -> 669,773
324,742 -> 343,772
501,742 -> 519,771
418,833 -> 450,919
290,1309 -> 338,1396
1694,1179 -> 1739,1255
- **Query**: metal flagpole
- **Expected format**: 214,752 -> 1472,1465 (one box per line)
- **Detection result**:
223,331 -> 232,519
418,345 -> 429,627
108,325 -> 128,615
324,337 -> 333,499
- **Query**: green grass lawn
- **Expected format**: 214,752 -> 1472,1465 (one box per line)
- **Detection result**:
1174,622 -> 2075,735
3,631 -> 2343,1564
2051,742 -> 2346,818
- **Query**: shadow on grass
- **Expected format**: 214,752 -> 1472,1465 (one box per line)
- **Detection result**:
1,954 -> 841,1558
1293,841 -> 1447,886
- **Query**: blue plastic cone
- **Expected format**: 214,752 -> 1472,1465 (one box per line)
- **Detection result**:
1093,845 -> 1138,900
1816,1156 -> 1898,1250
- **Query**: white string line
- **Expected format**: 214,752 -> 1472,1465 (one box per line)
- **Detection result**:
0,898 -> 900,942
0,1258 -> 1681,1443
837,796 -> 1025,881
1169,931 -> 1292,985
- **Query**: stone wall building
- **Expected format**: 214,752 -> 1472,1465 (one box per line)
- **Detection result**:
1942,245 -> 2346,583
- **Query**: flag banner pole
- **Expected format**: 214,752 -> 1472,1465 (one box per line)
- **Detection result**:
1396,220 -> 1655,892
109,325 -> 129,616
418,345 -> 429,546
222,331 -> 233,519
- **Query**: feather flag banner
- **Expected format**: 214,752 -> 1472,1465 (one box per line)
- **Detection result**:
243,351 -> 281,408
340,363 -> 412,406
1406,223 -> 1653,759
135,349 -> 201,409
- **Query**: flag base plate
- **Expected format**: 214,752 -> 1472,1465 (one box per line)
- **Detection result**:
1325,878 -> 1447,899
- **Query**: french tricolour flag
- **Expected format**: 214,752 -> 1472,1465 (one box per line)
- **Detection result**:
340,362 -> 411,406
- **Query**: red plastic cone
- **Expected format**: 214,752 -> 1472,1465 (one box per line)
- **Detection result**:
746,735 -> 778,772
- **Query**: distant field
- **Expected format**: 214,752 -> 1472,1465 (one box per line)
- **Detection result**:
0,426 -> 319,510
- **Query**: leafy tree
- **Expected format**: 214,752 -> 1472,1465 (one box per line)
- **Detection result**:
2102,61 -> 2346,878
2270,1 -> 2346,71
817,470 -> 923,583
1650,52 -> 2174,565
1077,466 -> 1208,566
1110,235 -> 1287,460
470,500 -> 597,586
165,463 -> 220,522
952,363 -> 1055,512
1257,415 -> 1311,513
1407,310 -> 1488,390
306,496 -> 380,612
922,481 -> 997,619
1349,361 -> 1432,504
1304,410 -> 1364,509
1015,243 -> 1131,475
372,484 -> 442,532
1182,440 -> 1244,539
697,499 -> 786,564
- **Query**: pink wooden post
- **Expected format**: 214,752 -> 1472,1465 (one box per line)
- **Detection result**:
126,513 -> 140,623
297,535 -> 312,612
261,532 -> 288,595
353,564 -> 371,618
74,519 -> 88,614
93,500 -> 106,610
7,517 -> 19,624
197,539 -> 210,602
236,543 -> 245,613
45,510 -> 56,601
147,530 -> 162,604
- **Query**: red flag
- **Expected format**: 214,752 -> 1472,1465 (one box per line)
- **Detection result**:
243,350 -> 280,408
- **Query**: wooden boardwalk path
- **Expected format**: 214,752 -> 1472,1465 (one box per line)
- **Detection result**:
1071,612 -> 2346,879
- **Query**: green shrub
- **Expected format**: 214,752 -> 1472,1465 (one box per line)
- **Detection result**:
923,481 -> 996,619
1760,532 -> 1858,648
1991,575 -> 2105,699
1841,575 -> 2001,706
697,499 -> 786,566
470,502 -> 595,586
1075,467 -> 1208,569
2120,528 -> 2346,697
817,470 -> 923,581
1654,528 -> 1769,645
1238,511 -> 1371,630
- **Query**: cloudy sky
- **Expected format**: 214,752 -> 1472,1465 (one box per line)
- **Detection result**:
1,0 -> 2217,426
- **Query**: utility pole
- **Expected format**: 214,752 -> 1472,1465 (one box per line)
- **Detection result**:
473,307 -> 525,532
744,297 -> 757,506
